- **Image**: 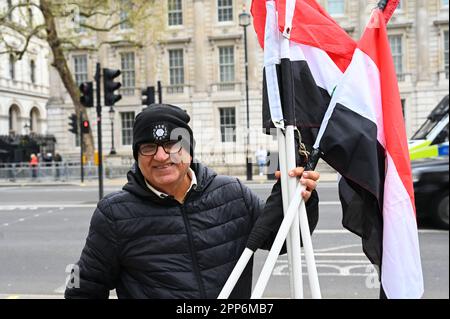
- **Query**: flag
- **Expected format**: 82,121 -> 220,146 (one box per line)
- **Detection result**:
313,8 -> 424,298
252,0 -> 356,146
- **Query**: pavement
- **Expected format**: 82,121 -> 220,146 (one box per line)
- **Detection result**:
0,172 -> 338,187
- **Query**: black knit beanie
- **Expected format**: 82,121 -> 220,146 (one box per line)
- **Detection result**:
132,104 -> 194,160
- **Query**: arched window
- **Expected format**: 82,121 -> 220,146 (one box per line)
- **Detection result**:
30,107 -> 40,133
9,105 -> 20,135
30,60 -> 36,84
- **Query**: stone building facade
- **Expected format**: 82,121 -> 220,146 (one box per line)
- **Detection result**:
0,1 -> 50,139
45,0 -> 448,173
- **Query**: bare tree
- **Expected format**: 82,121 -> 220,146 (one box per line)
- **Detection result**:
0,0 -> 161,160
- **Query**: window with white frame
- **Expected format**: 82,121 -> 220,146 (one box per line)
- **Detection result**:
120,52 -> 136,96
219,108 -> 236,143
218,0 -> 233,22
73,54 -> 88,86
121,112 -> 135,145
445,30 -> 449,79
168,49 -> 184,93
389,34 -> 404,81
219,46 -> 235,90
327,0 -> 344,16
442,0 -> 449,8
168,0 -> 183,26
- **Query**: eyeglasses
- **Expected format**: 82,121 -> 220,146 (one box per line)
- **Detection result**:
138,140 -> 183,156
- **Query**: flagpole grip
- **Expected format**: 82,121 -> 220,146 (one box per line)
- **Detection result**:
304,148 -> 321,172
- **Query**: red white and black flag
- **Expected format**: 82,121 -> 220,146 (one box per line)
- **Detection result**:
252,0 -> 356,145
313,5 -> 424,298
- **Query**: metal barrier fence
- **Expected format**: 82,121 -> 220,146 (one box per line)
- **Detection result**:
0,162 -> 133,182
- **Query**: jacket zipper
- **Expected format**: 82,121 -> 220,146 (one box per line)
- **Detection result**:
180,204 -> 206,298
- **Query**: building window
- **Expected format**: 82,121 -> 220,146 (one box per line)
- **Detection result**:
28,7 -> 33,27
73,54 -> 88,86
120,52 -> 136,96
121,112 -> 135,145
9,54 -> 15,80
9,105 -> 20,134
7,0 -> 12,21
442,0 -> 449,8
328,0 -> 345,16
30,108 -> 40,133
218,0 -> 233,22
74,14 -> 87,33
30,60 -> 36,84
168,49 -> 184,93
401,98 -> 406,120
119,0 -> 131,30
219,46 -> 235,90
389,35 -> 404,81
444,30 -> 449,79
168,0 -> 183,26
219,108 -> 236,143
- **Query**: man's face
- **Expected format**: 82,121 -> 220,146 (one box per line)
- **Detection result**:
138,141 -> 192,189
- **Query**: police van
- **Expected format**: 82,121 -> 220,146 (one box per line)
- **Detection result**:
409,94 -> 449,160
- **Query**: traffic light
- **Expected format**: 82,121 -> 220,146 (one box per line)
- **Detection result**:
103,68 -> 122,106
68,113 -> 78,135
81,120 -> 90,134
141,86 -> 155,106
79,82 -> 94,107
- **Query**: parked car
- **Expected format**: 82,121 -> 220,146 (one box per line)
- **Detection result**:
411,156 -> 449,229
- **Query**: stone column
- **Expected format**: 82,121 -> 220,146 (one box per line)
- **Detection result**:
193,0 -> 207,92
416,0 -> 430,81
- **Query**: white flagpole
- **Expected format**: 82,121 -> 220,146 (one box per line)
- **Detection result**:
217,248 -> 254,299
299,198 -> 322,298
278,128 -> 302,298
283,125 -> 304,298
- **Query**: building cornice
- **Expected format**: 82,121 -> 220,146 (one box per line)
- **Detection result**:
207,34 -> 242,45
159,37 -> 192,45
0,88 -> 49,100
387,21 -> 414,30
433,19 -> 449,27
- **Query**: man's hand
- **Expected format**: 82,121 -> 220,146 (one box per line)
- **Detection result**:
274,167 -> 320,202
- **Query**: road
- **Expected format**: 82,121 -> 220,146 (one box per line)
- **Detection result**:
0,182 -> 448,299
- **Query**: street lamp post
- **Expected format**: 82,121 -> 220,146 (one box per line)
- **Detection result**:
109,106 -> 117,155
239,7 -> 252,181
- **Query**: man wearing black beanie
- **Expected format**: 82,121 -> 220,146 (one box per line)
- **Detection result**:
66,103 -> 320,299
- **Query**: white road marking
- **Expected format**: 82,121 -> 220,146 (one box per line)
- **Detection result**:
0,204 -> 96,210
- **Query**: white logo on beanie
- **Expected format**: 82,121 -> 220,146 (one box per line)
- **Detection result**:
153,124 -> 168,141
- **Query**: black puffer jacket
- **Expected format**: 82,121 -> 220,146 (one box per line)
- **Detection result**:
65,162 -> 318,299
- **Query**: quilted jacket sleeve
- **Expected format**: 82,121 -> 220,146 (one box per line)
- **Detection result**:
64,199 -> 120,299
241,179 -> 319,252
